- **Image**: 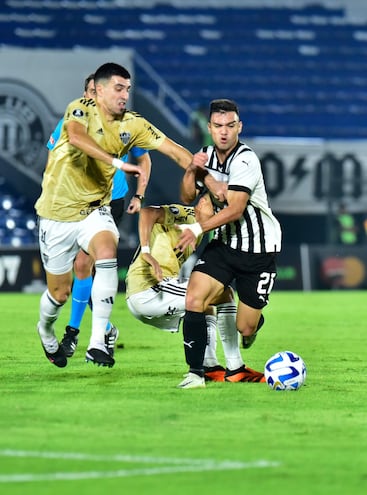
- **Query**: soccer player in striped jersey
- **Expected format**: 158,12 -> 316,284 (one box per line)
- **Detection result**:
126,195 -> 265,383
176,99 -> 282,389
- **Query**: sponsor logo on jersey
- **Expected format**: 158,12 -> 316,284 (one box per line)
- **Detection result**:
144,123 -> 161,140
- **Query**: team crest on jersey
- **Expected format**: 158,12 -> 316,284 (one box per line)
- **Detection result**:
72,109 -> 84,118
120,132 -> 131,144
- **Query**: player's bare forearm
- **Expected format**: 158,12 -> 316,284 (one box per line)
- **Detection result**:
180,152 -> 209,203
127,153 -> 152,213
201,191 -> 248,232
157,137 -> 193,169
180,165 -> 197,204
141,253 -> 163,282
136,153 -> 152,197
138,207 -> 164,247
204,174 -> 227,203
195,194 -> 215,223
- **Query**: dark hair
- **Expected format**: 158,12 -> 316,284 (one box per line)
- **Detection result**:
209,99 -> 239,118
94,63 -> 131,84
84,73 -> 95,92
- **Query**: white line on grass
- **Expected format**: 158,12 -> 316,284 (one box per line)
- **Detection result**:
0,449 -> 281,483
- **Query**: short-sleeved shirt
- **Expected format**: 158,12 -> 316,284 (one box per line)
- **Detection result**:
36,97 -> 165,221
125,204 -> 201,297
46,119 -> 147,201
201,142 -> 282,254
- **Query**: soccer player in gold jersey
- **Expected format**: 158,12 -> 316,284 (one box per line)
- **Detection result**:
35,62 -> 225,369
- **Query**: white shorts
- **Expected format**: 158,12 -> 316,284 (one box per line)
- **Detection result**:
38,206 -> 119,275
126,277 -> 188,332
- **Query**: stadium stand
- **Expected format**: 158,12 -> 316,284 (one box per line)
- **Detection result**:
0,177 -> 38,246
0,0 -> 366,139
0,0 -> 366,246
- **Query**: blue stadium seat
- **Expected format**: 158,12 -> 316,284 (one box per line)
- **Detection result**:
0,2 -> 365,138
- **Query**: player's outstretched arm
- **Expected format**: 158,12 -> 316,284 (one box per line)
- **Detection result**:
66,120 -> 146,184
138,206 -> 166,281
127,152 -> 152,214
156,137 -> 193,170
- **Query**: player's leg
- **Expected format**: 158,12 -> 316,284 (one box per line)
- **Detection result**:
37,217 -> 79,367
212,287 -> 244,372
203,306 -> 226,382
208,286 -> 265,382
178,270 -> 224,389
80,207 -> 119,366
61,250 -> 93,357
86,231 -> 118,366
38,271 -> 73,367
105,197 -> 125,351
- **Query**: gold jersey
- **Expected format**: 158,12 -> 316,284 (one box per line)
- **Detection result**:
126,204 -> 202,297
35,97 -> 166,222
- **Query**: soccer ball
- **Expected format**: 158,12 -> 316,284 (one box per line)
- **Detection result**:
264,351 -> 307,391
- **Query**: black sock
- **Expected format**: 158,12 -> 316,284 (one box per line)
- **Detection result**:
182,311 -> 207,376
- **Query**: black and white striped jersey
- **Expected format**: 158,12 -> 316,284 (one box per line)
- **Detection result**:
202,141 -> 282,254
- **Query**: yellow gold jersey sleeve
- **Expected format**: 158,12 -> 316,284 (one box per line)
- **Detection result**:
35,98 -> 166,222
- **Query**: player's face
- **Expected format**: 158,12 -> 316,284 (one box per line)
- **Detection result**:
208,111 -> 242,154
95,75 -> 131,118
84,80 -> 96,99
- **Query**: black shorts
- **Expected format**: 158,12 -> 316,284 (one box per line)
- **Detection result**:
192,239 -> 278,309
110,198 -> 125,227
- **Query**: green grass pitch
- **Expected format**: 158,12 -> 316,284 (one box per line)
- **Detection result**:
0,290 -> 366,495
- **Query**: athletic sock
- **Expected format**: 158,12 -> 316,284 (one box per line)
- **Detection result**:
216,302 -> 244,370
182,310 -> 207,376
68,275 -> 93,329
88,258 -> 118,349
81,278 -> 113,334
38,290 -> 65,349
203,314 -> 220,368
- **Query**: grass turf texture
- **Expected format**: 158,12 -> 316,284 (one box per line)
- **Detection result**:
0,291 -> 366,495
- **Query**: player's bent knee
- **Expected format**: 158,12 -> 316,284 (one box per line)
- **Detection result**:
185,292 -> 205,312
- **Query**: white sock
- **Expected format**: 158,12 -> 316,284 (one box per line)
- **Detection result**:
217,302 -> 244,370
203,315 -> 220,368
89,258 -> 118,349
38,290 -> 64,351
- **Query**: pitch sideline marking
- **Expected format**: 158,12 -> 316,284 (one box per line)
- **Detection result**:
0,449 -> 281,483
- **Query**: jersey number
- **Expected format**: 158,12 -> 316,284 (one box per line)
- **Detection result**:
257,272 -> 276,295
